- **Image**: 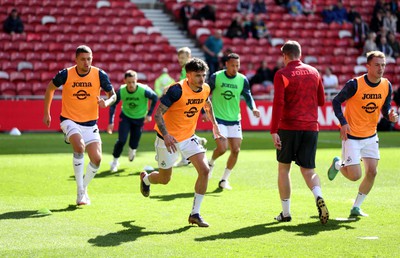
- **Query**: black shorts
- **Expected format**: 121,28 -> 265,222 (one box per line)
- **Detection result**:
276,129 -> 318,169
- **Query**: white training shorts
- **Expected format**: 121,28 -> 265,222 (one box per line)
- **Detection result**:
217,123 -> 243,139
341,135 -> 380,167
155,135 -> 206,169
60,119 -> 101,145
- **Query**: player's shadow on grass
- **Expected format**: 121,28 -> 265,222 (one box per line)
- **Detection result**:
150,189 -> 223,202
0,205 -> 78,220
88,220 -> 191,247
195,219 -> 359,241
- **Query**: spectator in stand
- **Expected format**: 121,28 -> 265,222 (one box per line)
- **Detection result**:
237,0 -> 253,15
250,60 -> 273,88
253,0 -> 267,15
333,0 -> 349,24
272,57 -> 285,78
382,10 -> 397,34
370,9 -> 384,33
244,63 -> 256,81
275,0 -> 289,6
242,14 -> 254,39
154,68 -> 175,97
251,15 -> 273,43
372,0 -> 386,18
287,0 -> 303,16
226,15 -> 244,39
220,48 -> 233,69
333,0 -> 348,24
376,26 -> 389,47
322,67 -> 339,92
353,16 -> 369,49
377,35 -> 393,57
195,4 -> 216,22
3,8 -> 24,34
179,0 -> 196,32
202,29 -> 224,77
302,0 -> 316,16
363,32 -> 378,55
347,5 -> 361,23
387,31 -> 400,58
386,0 -> 398,14
322,5 -> 337,24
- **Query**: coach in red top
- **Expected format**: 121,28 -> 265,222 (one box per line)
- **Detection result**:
270,40 -> 329,224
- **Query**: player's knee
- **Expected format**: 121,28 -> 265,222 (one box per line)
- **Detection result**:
366,169 -> 377,178
231,147 -> 240,156
73,145 -> 85,153
90,155 -> 102,167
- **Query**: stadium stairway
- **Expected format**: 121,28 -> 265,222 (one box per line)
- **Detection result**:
139,8 -> 205,59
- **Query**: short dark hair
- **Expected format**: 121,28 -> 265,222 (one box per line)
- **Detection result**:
75,45 -> 92,57
281,40 -> 301,59
124,70 -> 137,79
185,57 -> 209,73
366,50 -> 385,64
226,53 -> 240,62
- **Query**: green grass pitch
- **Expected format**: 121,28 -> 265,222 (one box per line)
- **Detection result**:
0,131 -> 399,257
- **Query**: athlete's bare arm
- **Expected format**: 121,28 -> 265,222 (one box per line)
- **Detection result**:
155,103 -> 178,153
43,81 -> 58,127
204,98 -> 224,139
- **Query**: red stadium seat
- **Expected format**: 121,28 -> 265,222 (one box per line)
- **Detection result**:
1,61 -> 18,73
25,71 -> 41,83
41,71 -> 54,82
32,61 -> 48,72
16,82 -> 33,95
32,82 -> 47,95
0,82 -> 17,96
9,72 -> 26,83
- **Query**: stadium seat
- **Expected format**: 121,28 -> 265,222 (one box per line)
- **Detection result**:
0,82 -> 17,96
96,0 -> 111,9
9,72 -> 26,83
32,61 -> 48,72
0,71 -> 10,80
31,82 -> 46,95
1,61 -> 18,73
17,61 -> 34,72
18,42 -> 35,53
354,65 -> 367,75
16,82 -> 33,95
25,71 -> 41,83
10,52 -> 26,63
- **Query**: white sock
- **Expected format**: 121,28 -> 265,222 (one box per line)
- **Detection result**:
83,162 -> 99,188
221,168 -> 231,181
282,199 -> 291,217
353,192 -> 367,208
113,157 -> 119,163
191,193 -> 204,215
143,174 -> 150,186
73,153 -> 84,191
335,160 -> 341,170
209,159 -> 215,166
311,186 -> 323,200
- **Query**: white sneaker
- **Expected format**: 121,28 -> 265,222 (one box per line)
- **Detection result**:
175,158 -> 190,167
208,162 -> 214,179
76,188 -> 89,205
218,179 -> 232,190
128,148 -> 136,162
110,160 -> 119,172
84,187 -> 91,205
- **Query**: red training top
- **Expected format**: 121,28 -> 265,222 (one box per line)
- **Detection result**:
270,60 -> 325,134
